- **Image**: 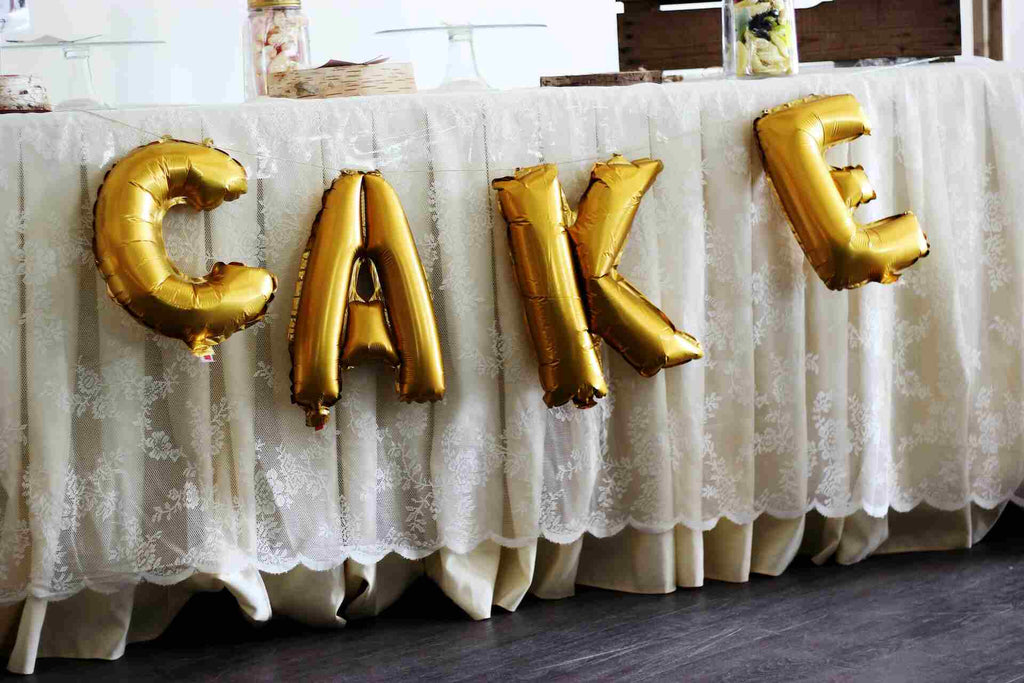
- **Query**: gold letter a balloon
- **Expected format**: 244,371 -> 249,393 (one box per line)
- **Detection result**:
93,139 -> 278,358
754,94 -> 930,290
493,156 -> 703,409
290,171 -> 445,429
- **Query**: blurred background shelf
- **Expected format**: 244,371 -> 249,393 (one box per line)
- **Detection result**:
0,39 -> 164,110
618,0 -> 963,72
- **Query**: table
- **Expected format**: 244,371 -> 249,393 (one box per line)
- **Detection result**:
0,61 -> 1022,673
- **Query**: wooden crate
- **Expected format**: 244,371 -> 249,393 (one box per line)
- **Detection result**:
268,62 -> 416,99
619,0 -> 962,71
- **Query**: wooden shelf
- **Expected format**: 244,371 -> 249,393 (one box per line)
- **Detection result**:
618,0 -> 961,71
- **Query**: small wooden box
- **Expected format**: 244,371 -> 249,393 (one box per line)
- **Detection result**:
268,63 -> 417,99
0,75 -> 52,114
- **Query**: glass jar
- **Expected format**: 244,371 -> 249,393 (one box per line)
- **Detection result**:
723,0 -> 799,79
244,0 -> 311,100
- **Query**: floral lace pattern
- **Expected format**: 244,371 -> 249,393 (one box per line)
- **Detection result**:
0,63 -> 1023,604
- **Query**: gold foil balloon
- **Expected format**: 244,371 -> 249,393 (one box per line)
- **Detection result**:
571,156 -> 703,377
290,171 -> 445,429
493,156 -> 702,409
290,172 -> 363,428
754,94 -> 930,291
93,139 -> 278,358
492,164 -> 607,409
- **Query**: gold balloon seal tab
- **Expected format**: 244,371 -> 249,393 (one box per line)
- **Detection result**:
192,343 -> 215,360
306,405 -> 330,431
754,94 -> 930,291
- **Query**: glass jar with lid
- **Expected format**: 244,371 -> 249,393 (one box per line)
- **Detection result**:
244,0 -> 311,99
723,0 -> 799,78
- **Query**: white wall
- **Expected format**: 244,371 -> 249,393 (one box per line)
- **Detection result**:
0,0 -> 620,107
1003,1 -> 1024,65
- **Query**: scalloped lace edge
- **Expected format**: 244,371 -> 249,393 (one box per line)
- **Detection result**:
3,494 -> 1021,607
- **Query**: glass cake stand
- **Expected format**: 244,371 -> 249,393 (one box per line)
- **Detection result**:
376,23 -> 546,91
0,39 -> 164,110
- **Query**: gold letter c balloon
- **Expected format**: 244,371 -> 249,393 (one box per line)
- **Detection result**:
754,94 -> 930,291
289,171 -> 445,429
93,139 -> 278,357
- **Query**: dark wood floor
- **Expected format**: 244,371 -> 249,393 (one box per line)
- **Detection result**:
16,507 -> 1024,682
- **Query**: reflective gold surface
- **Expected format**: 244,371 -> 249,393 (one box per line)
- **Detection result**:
755,95 -> 930,290
571,156 -> 703,377
340,300 -> 400,368
290,171 -> 444,429
339,259 -> 399,369
493,157 -> 702,409
289,172 -> 363,428
493,165 -> 608,409
363,173 -> 445,404
93,139 -> 278,358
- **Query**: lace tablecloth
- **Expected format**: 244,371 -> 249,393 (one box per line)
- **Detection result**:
1,62 -> 1023,606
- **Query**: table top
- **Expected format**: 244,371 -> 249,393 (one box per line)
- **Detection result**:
0,61 -> 1002,125
0,39 -> 164,49
377,23 -> 547,35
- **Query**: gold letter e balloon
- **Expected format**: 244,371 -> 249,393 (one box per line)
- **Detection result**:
755,95 -> 930,290
493,156 -> 703,410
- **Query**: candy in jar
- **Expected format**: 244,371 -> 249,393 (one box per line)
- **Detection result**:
244,0 -> 311,99
724,0 -> 799,78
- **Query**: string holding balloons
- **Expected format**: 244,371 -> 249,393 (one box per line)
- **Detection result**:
754,94 -> 930,290
89,93 -> 921,419
492,155 -> 703,409
93,139 -> 278,358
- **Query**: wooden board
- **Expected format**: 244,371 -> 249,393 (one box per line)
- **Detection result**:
619,0 -> 962,71
268,63 -> 416,99
540,70 -> 662,87
990,0 -> 1004,60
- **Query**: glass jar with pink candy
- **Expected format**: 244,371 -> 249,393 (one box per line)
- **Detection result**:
244,0 -> 311,100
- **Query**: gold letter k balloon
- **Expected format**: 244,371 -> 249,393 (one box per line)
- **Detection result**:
493,156 -> 703,409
